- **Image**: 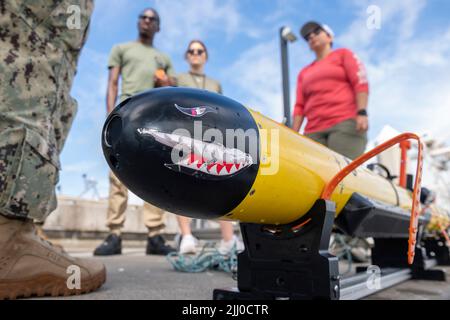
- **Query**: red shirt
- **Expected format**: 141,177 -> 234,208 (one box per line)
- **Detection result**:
293,48 -> 369,134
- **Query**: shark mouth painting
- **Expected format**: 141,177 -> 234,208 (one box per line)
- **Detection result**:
137,128 -> 253,179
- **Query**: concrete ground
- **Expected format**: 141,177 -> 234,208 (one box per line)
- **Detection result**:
42,239 -> 450,300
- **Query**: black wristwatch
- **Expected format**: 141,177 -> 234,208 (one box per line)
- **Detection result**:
357,109 -> 368,116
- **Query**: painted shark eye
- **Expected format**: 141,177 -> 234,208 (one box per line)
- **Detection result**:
174,103 -> 217,118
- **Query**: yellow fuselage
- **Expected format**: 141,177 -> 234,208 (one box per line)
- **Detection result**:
226,110 -> 415,225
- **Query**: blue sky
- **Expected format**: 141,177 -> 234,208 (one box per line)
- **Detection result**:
60,0 -> 450,202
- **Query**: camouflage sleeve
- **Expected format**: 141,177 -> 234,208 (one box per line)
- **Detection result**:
0,0 -> 93,221
108,45 -> 122,69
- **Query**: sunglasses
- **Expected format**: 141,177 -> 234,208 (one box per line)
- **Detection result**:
304,27 -> 323,41
187,49 -> 205,56
139,15 -> 158,22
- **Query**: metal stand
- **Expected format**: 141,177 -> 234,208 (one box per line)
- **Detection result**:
371,238 -> 446,281
424,237 -> 450,266
213,198 -> 448,300
214,199 -> 340,300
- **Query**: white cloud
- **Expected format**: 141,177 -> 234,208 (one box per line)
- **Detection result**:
222,38 -> 312,123
335,1 -> 450,141
222,0 -> 450,144
91,0 -> 133,30
337,0 -> 427,52
60,0 -> 450,203
63,161 -> 99,174
222,40 -> 284,120
154,0 -> 260,52
262,0 -> 297,25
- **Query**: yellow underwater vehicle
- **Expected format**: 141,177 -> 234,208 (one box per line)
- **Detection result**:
102,87 -> 450,299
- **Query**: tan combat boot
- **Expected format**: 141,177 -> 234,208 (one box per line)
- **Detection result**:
34,223 -> 64,251
0,215 -> 106,299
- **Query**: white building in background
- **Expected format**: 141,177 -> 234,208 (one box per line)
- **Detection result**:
373,125 -> 450,212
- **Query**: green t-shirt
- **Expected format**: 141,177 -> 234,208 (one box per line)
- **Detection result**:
108,41 -> 175,101
176,72 -> 222,94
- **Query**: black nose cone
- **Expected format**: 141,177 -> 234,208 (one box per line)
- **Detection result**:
102,87 -> 260,219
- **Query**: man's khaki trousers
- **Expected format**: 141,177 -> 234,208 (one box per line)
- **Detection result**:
107,172 -> 165,237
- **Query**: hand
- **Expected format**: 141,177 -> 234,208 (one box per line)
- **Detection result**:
356,115 -> 369,132
154,73 -> 171,87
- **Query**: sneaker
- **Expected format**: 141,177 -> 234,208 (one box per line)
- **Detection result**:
179,234 -> 198,255
218,235 -> 245,255
146,235 -> 176,255
0,215 -> 106,300
93,234 -> 122,256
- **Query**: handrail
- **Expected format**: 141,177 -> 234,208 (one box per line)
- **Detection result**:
438,221 -> 450,246
321,133 -> 424,265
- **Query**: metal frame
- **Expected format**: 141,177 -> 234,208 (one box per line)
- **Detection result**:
213,199 -> 448,300
214,199 -> 339,300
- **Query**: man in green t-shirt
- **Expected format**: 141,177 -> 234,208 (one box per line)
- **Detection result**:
94,8 -> 176,256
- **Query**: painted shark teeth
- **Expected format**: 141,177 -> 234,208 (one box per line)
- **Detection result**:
138,128 -> 253,177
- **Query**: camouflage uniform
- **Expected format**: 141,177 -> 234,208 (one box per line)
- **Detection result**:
0,0 -> 93,222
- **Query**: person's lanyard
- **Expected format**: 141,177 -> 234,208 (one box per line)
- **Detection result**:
189,72 -> 206,89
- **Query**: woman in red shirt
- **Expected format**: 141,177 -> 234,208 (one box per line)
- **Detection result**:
292,21 -> 369,159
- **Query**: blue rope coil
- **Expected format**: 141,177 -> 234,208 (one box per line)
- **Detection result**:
166,241 -> 238,275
